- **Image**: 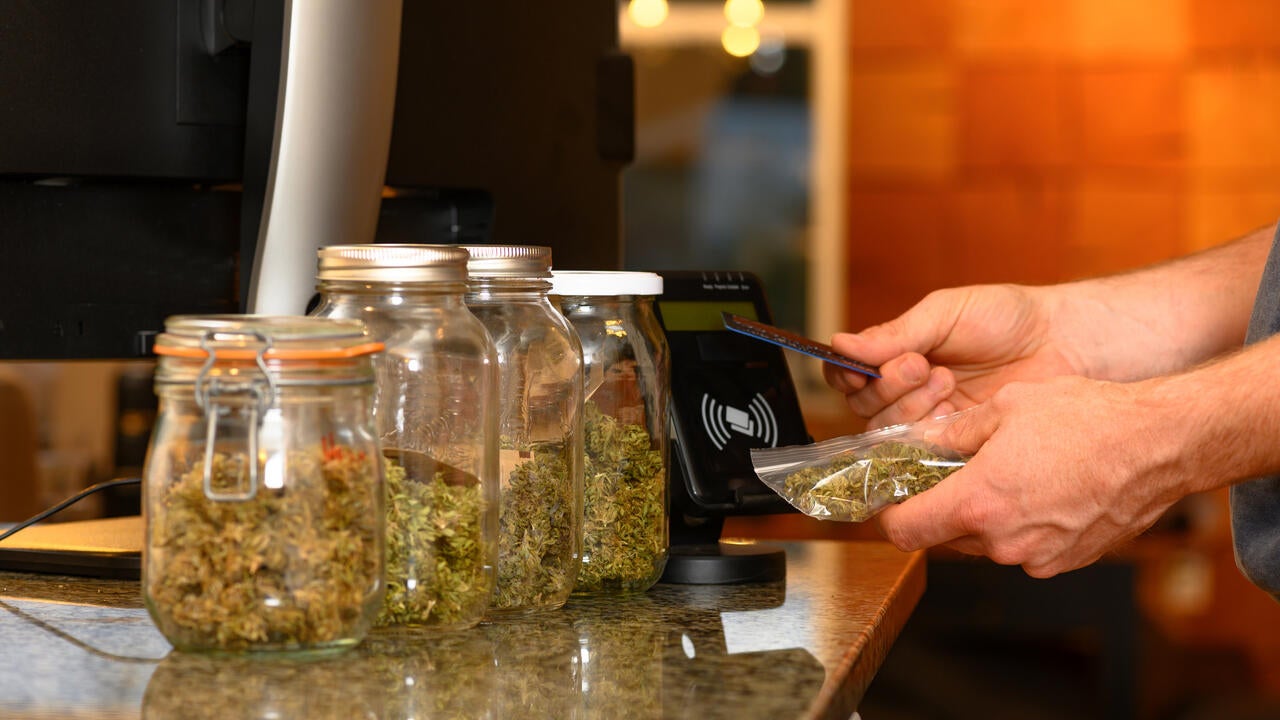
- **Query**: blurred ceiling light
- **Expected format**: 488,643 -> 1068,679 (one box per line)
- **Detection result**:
628,0 -> 669,28
750,31 -> 786,75
721,24 -> 761,57
725,0 -> 765,28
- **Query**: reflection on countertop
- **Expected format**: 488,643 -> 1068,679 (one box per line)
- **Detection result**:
0,540 -> 924,720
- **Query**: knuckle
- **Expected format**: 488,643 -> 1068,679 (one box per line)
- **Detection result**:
878,519 -> 918,552
954,495 -> 990,536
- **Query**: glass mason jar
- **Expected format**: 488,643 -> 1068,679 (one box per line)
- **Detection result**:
548,271 -> 670,594
144,315 -> 385,654
311,244 -> 499,631
460,245 -> 584,615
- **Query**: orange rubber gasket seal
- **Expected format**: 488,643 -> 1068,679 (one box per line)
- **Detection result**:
154,341 -> 384,361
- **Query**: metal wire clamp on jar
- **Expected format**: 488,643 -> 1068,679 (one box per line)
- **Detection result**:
144,315 -> 385,654
311,244 -> 499,631
460,244 -> 585,616
549,271 -> 670,594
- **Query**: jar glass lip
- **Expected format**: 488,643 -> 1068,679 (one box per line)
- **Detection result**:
548,270 -> 663,297
155,315 -> 382,360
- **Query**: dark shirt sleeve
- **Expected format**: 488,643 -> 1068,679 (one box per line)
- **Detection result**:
1232,222 -> 1280,601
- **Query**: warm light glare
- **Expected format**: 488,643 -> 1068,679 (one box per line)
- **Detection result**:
721,25 -> 761,57
724,0 -> 765,28
628,0 -> 669,28
750,30 -> 786,75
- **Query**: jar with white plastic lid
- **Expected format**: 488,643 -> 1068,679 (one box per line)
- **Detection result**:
144,315 -> 385,653
548,271 -> 669,594
310,244 -> 499,631
460,245 -> 584,615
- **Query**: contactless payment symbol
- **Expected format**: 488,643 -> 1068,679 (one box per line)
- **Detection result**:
700,392 -> 778,450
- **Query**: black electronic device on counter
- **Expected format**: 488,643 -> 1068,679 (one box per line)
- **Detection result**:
653,270 -> 810,585
0,0 -> 629,358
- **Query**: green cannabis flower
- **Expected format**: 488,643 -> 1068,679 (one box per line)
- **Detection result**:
378,453 -> 491,629
575,402 -> 666,593
781,441 -> 963,522
493,442 -> 579,613
145,446 -> 382,652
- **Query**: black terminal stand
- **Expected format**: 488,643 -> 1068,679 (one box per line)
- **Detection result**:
660,469 -> 786,585
653,271 -> 809,586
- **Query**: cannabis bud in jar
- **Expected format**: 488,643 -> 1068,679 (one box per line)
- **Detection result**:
146,444 -> 382,652
377,451 -> 491,629
310,244 -> 500,630
751,413 -> 969,523
575,402 -> 667,593
494,443 -> 579,611
143,315 -> 385,654
462,244 -> 585,616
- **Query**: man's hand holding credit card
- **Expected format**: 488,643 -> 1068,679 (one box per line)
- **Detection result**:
722,312 -> 881,378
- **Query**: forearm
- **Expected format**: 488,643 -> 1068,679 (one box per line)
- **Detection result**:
1049,223 -> 1274,382
1138,333 -> 1280,498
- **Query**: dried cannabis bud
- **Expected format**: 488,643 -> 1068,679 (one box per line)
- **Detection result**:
378,451 -> 491,629
780,441 -> 963,522
493,442 -> 579,613
145,444 -> 382,652
575,402 -> 666,593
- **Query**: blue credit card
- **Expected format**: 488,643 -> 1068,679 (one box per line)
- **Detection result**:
722,312 -> 881,378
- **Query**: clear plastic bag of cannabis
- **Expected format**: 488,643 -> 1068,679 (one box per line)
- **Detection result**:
749,413 -> 969,522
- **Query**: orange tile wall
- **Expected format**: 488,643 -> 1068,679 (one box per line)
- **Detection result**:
824,0 -> 1280,697
844,0 -> 1280,330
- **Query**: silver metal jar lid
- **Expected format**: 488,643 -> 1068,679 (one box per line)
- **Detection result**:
316,244 -> 470,283
458,245 -> 553,279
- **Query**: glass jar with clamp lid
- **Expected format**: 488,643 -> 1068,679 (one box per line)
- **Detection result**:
143,315 -> 385,653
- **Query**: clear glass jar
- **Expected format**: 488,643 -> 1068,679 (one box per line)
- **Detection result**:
549,271 -> 670,594
144,315 -> 385,654
461,245 -> 584,615
311,244 -> 499,631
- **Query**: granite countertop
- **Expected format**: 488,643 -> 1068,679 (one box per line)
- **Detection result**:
0,540 -> 924,720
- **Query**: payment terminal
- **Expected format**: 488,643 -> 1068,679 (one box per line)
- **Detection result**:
653,270 -> 811,584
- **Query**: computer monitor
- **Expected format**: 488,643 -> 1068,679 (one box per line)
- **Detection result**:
0,0 -> 630,359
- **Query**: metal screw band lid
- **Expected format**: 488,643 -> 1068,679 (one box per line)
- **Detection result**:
459,245 -> 553,279
317,244 -> 470,283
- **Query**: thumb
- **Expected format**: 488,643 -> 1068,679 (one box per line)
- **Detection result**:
876,468 -> 969,551
832,298 -> 954,366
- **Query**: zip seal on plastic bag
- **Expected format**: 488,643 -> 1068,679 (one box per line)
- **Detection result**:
750,412 -> 970,522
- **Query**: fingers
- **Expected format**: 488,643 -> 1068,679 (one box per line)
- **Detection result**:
875,478 -> 971,552
875,409 -> 1000,551
826,321 -> 962,425
865,366 -> 957,428
926,400 -> 998,454
831,350 -> 958,427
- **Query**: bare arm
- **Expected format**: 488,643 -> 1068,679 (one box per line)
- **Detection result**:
827,223 -> 1275,427
1049,222 -> 1273,381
